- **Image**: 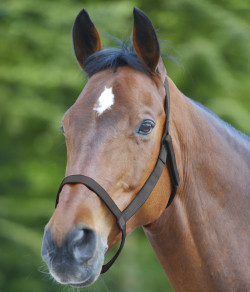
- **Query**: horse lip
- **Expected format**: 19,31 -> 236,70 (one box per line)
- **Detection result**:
49,264 -> 99,288
68,279 -> 94,288
68,277 -> 92,288
68,264 -> 102,288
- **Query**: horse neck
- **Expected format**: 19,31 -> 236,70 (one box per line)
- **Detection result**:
144,77 -> 250,292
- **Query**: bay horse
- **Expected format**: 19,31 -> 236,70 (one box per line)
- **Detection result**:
41,8 -> 250,291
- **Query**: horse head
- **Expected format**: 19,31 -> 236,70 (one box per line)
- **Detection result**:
41,8 -> 175,287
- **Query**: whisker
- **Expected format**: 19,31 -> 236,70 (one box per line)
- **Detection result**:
54,140 -> 66,150
38,264 -> 50,275
99,276 -> 110,292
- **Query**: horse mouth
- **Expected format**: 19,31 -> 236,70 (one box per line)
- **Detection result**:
65,271 -> 99,288
70,282 -> 91,288
67,271 -> 100,288
47,249 -> 104,288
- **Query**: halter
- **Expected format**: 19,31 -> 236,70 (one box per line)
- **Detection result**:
55,77 -> 180,273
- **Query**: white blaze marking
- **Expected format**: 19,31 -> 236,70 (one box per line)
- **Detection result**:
94,86 -> 114,115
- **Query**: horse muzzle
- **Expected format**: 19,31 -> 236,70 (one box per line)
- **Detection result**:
41,224 -> 107,287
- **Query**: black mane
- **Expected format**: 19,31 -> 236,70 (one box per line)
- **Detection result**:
83,38 -> 151,77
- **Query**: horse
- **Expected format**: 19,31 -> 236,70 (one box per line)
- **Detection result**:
41,8 -> 250,291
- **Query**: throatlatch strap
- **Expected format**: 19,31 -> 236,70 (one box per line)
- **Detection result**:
55,77 -> 180,273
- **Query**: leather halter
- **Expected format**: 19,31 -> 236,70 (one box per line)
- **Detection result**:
55,77 -> 180,273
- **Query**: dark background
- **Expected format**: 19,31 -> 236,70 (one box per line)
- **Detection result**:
0,0 -> 249,291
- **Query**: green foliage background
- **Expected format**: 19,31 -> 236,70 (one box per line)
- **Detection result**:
0,0 -> 249,291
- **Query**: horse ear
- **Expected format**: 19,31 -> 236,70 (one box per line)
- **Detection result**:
133,8 -> 160,74
72,9 -> 102,69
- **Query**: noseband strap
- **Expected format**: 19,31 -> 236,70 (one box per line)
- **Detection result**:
55,77 -> 180,273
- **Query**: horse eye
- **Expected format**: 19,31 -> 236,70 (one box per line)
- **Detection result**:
137,120 -> 155,135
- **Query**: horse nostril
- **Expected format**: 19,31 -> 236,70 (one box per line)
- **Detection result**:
70,228 -> 97,263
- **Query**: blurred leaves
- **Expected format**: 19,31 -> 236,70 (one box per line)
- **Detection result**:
0,0 -> 249,291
